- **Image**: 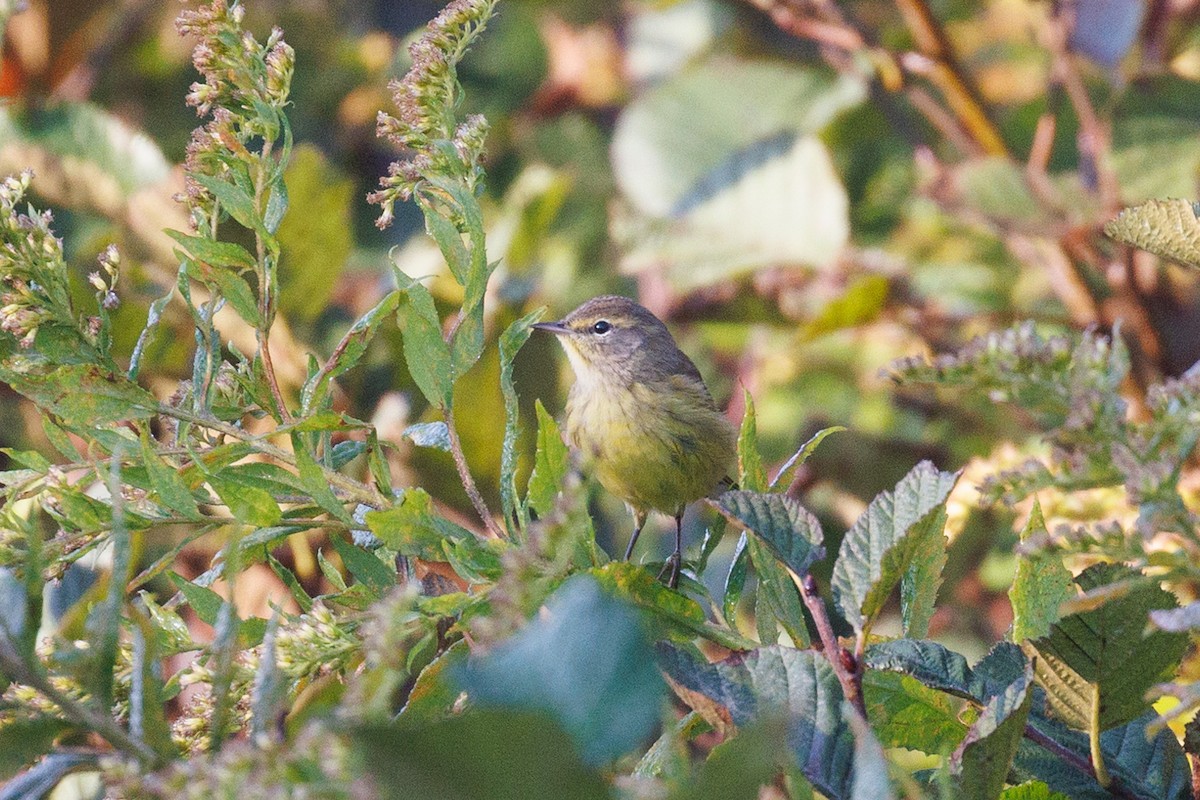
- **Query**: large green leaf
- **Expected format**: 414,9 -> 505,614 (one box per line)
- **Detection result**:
1026,563 -> 1188,731
864,639 -> 977,701
276,145 -> 354,321
353,710 -> 609,800
951,663 -> 1034,800
713,490 -> 824,577
525,399 -> 569,518
2,364 -> 158,424
365,488 -> 477,559
456,574 -> 665,765
862,670 -> 968,754
831,461 -> 959,636
1009,501 -> 1072,642
658,643 -> 856,798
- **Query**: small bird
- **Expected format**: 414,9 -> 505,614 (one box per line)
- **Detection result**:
533,295 -> 736,589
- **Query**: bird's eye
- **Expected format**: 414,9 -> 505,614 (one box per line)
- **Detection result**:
591,320 -> 612,335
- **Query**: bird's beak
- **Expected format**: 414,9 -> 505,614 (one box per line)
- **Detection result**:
532,321 -> 569,335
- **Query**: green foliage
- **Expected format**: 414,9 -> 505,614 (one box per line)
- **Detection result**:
2,0 -> 1200,797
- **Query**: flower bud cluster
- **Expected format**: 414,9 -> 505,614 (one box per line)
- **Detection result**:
369,0 -> 496,229
0,171 -> 78,352
273,602 -> 360,681
175,1 -> 294,229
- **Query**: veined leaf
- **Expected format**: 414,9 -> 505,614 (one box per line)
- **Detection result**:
498,308 -> 544,533
712,490 -> 825,577
366,488 -> 476,558
831,461 -> 959,636
1009,500 -> 1072,642
1104,198 -> 1200,270
165,230 -> 257,271
140,431 -> 202,520
862,669 -> 968,754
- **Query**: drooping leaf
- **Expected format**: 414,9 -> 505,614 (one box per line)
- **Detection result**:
526,400 -> 569,518
1026,563 -> 1188,731
498,308 -> 544,533
456,574 -> 665,765
1009,500 -> 1072,642
951,664 -> 1034,800
864,639 -> 977,701
713,490 -> 825,577
831,461 -> 959,636
723,532 -> 751,626
748,536 -> 811,648
302,291 -> 400,414
1,364 -> 158,424
354,710 -> 609,800
658,643 -> 855,797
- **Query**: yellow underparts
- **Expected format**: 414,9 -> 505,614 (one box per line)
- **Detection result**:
565,375 -> 733,516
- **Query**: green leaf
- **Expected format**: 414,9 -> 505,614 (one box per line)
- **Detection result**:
831,461 -> 959,636
290,436 -> 354,525
423,205 -> 473,287
128,606 -> 177,759
865,639 -> 977,701
330,533 -> 396,596
658,643 -> 855,798
999,783 -> 1071,800
748,536 -> 811,648
40,418 -> 81,461
169,572 -> 224,625
722,532 -> 750,625
802,275 -> 890,341
403,421 -> 451,452
194,173 -> 267,236
199,261 -> 262,327
276,145 -> 354,321
1,364 -> 158,424
317,548 -> 347,592
400,640 -> 471,722
302,292 -> 401,414
140,431 -> 202,520
164,229 -> 257,271
0,717 -> 73,780
1104,198 -> 1200,270
737,391 -> 767,492
456,574 -> 665,765
845,705 -> 895,800
769,426 -> 846,491
206,473 -> 282,527
672,718 -> 792,800
862,670 -> 968,754
498,308 -> 543,532
366,488 -> 476,558
900,505 -> 948,639
353,710 -> 610,800
250,613 -> 287,742
267,554 -> 313,613
393,272 -> 454,409
951,664 -> 1034,800
526,400 -> 569,518
1026,563 -> 1189,731
1009,501 -> 1072,642
712,490 -> 825,576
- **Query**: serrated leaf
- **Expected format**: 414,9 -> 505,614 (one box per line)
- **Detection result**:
658,643 -> 855,798
1010,500 -> 1072,642
140,431 -> 202,520
713,490 -> 825,576
393,272 -> 454,409
864,639 -> 977,701
498,308 -> 543,532
365,488 -> 475,558
457,575 -> 665,765
1027,563 -> 1188,731
951,664 -> 1034,800
526,400 -> 569,518
862,669 -> 968,753
403,421 -> 451,452
1105,198 -> 1200,270
831,461 -> 959,636
1147,601 -> 1200,632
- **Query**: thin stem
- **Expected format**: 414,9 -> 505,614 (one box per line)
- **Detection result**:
253,136 -> 291,424
0,635 -> 159,765
796,573 -> 866,715
1023,722 -> 1138,800
444,405 -> 505,539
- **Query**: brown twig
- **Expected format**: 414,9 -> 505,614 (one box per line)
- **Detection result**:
444,405 -> 505,539
796,573 -> 866,715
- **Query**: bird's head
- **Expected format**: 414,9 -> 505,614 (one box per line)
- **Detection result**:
533,295 -> 676,384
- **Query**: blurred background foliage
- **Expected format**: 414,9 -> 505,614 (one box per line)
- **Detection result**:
3,0 -> 1200,667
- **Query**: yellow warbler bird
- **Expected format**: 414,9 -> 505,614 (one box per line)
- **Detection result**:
533,295 -> 736,589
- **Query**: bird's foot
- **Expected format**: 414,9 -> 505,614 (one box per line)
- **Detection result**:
658,553 -> 682,590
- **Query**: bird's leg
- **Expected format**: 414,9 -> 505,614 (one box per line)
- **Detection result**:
668,510 -> 684,589
624,510 -> 647,561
